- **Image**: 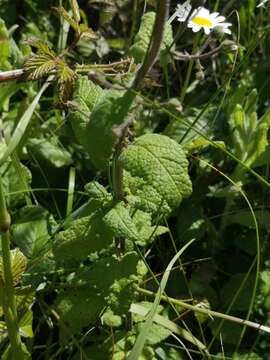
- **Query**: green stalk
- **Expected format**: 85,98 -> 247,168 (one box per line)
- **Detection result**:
180,34 -> 199,102
0,178 -> 24,359
136,286 -> 270,335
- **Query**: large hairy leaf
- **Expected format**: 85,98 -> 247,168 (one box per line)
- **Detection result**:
119,134 -> 192,215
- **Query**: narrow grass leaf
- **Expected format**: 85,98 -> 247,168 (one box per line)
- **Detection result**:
127,238 -> 195,360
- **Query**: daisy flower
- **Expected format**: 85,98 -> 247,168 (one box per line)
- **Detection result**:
187,7 -> 232,35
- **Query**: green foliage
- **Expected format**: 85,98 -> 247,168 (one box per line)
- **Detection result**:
68,75 -> 103,149
229,90 -> 270,172
1,1 -> 270,358
130,12 -> 173,65
0,18 -> 11,70
11,206 -> 52,259
55,252 -> 147,336
120,134 -> 192,215
0,160 -> 32,208
85,89 -> 135,170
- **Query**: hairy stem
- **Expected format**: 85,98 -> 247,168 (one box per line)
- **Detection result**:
0,178 -> 24,359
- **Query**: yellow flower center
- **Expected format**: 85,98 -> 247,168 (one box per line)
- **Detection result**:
191,16 -> 213,27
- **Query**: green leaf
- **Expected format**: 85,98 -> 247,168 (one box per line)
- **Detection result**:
28,138 -> 72,168
85,89 -> 135,170
127,240 -> 195,360
0,79 -> 51,166
119,134 -> 192,215
131,302 -> 208,351
24,54 -> 56,80
68,76 -> 103,149
73,252 -> 147,314
227,209 -> 270,229
130,12 -> 173,65
53,211 -> 114,263
103,202 -> 139,242
133,210 -> 168,246
53,6 -> 79,32
56,59 -> 76,103
19,310 -> 33,338
55,287 -> 105,336
0,18 -> 11,70
0,160 -> 32,207
12,206 -> 52,259
0,248 -> 27,285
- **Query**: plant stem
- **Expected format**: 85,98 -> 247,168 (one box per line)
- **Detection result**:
180,35 -> 200,102
136,286 -> 270,335
0,178 -> 24,359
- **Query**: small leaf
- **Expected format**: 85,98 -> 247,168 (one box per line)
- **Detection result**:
53,6 -> 79,31
103,202 -> 139,242
25,38 -> 56,58
56,59 -> 76,103
24,55 -> 56,80
70,0 -> 80,22
79,23 -> 97,40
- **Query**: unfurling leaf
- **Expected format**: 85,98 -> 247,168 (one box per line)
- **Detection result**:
53,6 -> 79,31
24,55 -> 56,80
25,38 -> 56,58
119,134 -> 192,215
56,59 -> 76,103
70,0 -> 81,23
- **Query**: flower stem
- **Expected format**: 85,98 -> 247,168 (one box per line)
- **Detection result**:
180,34 -> 200,102
0,178 -> 24,359
136,286 -> 270,334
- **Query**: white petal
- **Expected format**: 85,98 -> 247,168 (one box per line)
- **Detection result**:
204,27 -> 211,35
211,12 -> 220,18
215,15 -> 226,23
199,7 -> 210,16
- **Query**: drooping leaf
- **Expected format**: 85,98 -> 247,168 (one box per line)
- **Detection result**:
56,59 -> 76,103
85,89 -> 135,170
129,12 -> 173,65
0,160 -> 32,207
68,76 -> 103,149
12,206 -> 52,259
119,134 -> 192,215
28,138 -> 72,168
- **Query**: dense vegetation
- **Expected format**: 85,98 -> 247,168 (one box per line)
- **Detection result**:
0,0 -> 270,358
